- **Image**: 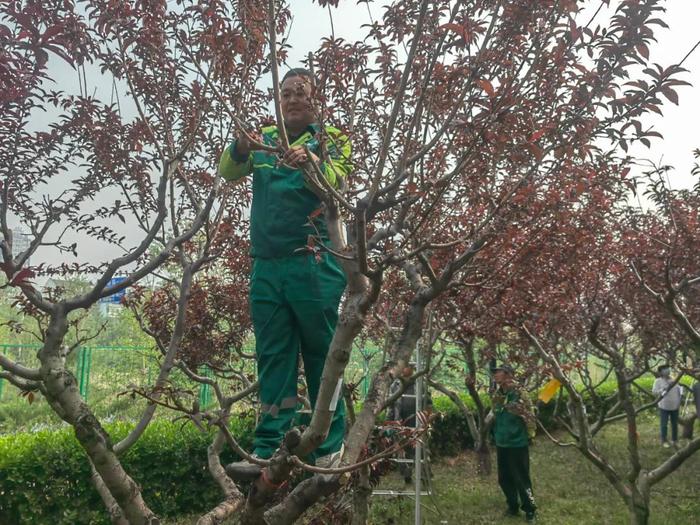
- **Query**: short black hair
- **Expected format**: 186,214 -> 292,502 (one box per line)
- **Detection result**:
282,67 -> 315,85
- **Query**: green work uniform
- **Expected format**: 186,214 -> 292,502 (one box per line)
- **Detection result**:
491,385 -> 537,515
218,123 -> 351,460
491,386 -> 534,448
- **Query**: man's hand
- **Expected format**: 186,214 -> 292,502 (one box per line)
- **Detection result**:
281,145 -> 319,168
235,130 -> 263,157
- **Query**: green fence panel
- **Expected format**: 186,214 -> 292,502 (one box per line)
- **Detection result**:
198,366 -> 212,409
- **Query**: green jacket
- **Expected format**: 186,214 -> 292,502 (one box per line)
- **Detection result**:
491,385 -> 536,448
218,123 -> 351,258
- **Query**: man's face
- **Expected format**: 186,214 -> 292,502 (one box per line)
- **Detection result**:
494,370 -> 512,387
280,75 -> 315,129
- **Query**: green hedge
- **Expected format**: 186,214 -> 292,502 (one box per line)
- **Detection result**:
0,377 -> 665,524
427,376 -> 663,456
0,418 -> 254,525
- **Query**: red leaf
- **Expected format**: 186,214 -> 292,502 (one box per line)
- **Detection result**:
569,20 -> 581,42
661,87 -> 678,105
42,44 -> 74,66
10,267 -> 34,286
477,79 -> 495,99
529,129 -> 546,142
525,143 -> 543,161
636,43 -> 649,60
20,390 -> 35,404
309,207 -> 324,219
439,23 -> 466,40
41,23 -> 65,43
17,29 -> 33,41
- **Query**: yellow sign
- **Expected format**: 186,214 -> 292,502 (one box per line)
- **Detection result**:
538,378 -> 561,403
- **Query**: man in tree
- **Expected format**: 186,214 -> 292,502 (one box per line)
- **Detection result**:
652,364 -> 682,448
218,68 -> 351,480
491,364 -> 537,522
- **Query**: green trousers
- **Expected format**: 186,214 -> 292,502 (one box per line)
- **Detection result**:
250,253 -> 346,460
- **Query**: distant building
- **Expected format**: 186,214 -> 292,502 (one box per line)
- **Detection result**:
98,276 -> 128,317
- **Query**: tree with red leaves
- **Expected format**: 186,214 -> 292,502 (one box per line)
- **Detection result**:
418,156 -> 700,525
1,0 -> 266,522
493,167 -> 700,525
2,1 -> 699,524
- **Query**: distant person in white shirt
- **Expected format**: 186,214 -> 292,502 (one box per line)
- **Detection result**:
652,364 -> 682,448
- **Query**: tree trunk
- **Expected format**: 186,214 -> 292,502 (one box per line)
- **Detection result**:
462,338 -> 492,476
351,464 -> 372,525
197,431 -> 245,525
628,481 -> 650,525
89,459 -> 129,525
40,310 -> 158,525
629,499 -> 650,525
475,431 -> 491,476
680,413 -> 696,440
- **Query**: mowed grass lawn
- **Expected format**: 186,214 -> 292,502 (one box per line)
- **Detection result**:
368,415 -> 699,525
169,415 -> 699,525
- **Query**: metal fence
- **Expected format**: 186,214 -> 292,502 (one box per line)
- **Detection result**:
1,342 -> 546,412
0,344 -> 219,411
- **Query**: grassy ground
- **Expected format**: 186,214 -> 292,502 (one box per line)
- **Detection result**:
167,415 -> 699,525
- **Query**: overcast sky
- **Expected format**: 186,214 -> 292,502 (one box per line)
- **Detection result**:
10,1 -> 700,268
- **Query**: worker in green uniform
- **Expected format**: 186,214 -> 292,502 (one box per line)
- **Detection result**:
219,68 -> 351,481
491,364 -> 538,522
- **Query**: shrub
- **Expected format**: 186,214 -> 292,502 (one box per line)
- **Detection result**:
430,396 -> 476,456
0,417 -> 255,525
0,377 -> 665,523
427,376 -> 662,456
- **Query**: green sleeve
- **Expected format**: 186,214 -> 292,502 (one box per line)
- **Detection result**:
218,141 -> 252,182
321,130 -> 352,189
507,388 -> 537,437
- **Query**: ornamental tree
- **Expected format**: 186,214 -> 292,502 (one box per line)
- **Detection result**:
2,1 -> 698,524
502,170 -> 700,525
251,1 -> 695,522
1,0 -> 266,522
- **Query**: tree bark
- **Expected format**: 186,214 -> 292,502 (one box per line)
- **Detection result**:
40,308 -> 158,524
89,459 -> 129,525
351,464 -> 372,525
628,480 -> 650,525
475,419 -> 492,476
462,338 -> 492,475
680,413 -> 696,440
262,476 -> 339,525
197,431 -> 245,525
